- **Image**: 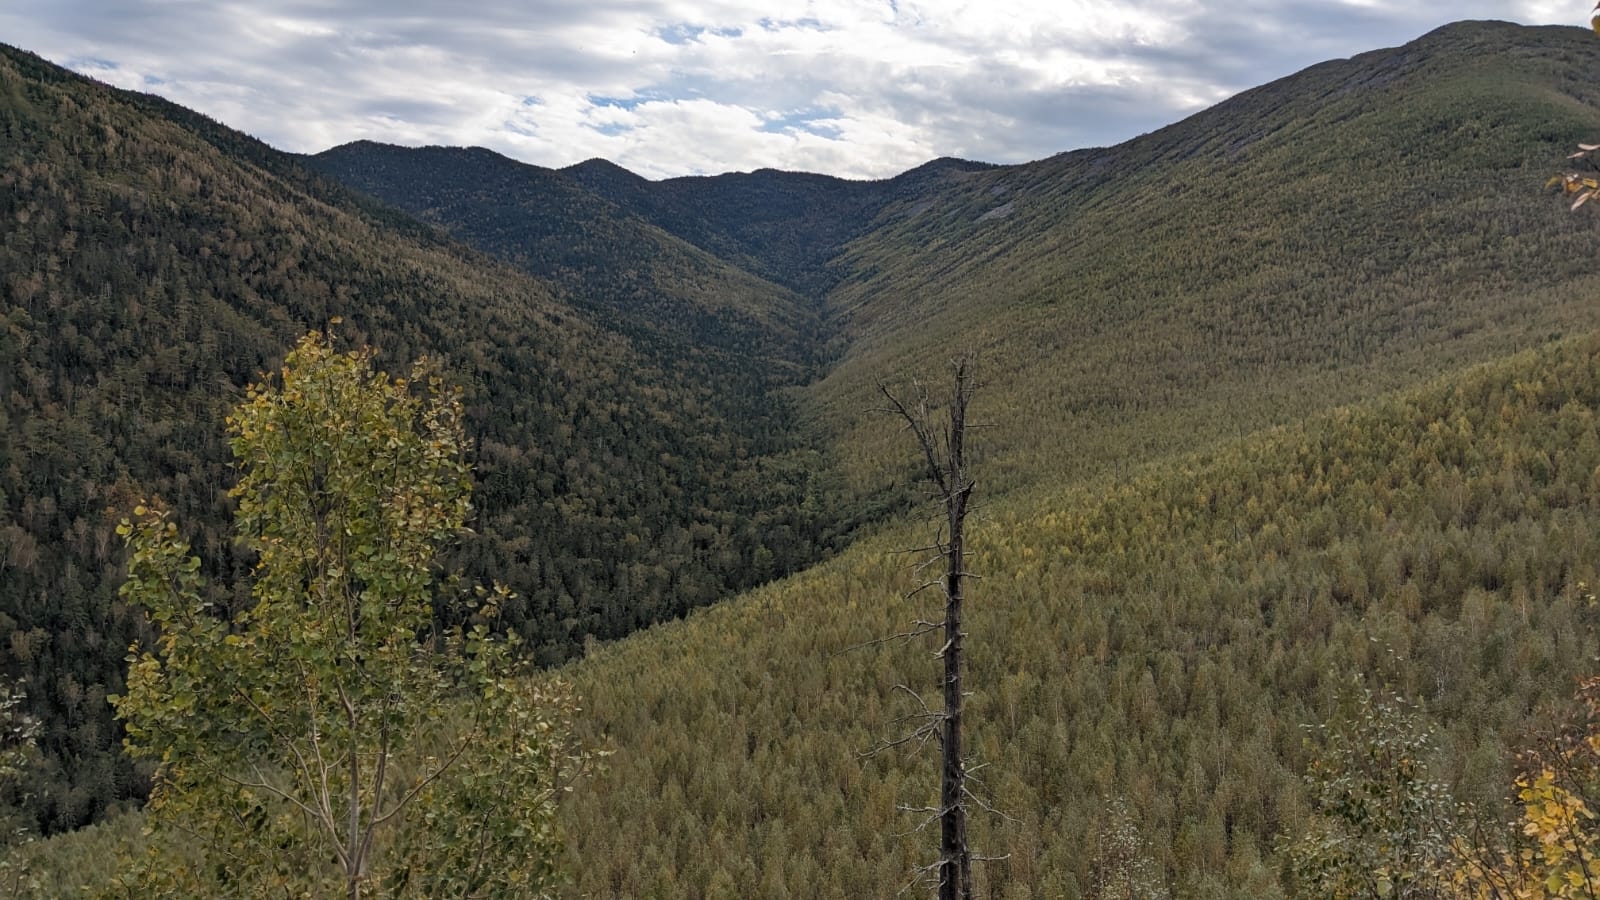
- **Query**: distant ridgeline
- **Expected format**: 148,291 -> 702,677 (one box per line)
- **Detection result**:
9,17 -> 1600,859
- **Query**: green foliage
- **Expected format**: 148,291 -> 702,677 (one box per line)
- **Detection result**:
1452,673 -> 1600,899
813,22 -> 1600,503
556,334 -> 1600,897
0,40 -> 852,836
1283,682 -> 1457,898
0,677 -> 40,895
108,332 -> 589,898
0,811 -> 144,898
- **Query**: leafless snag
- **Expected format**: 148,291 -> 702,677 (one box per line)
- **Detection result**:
870,355 -> 980,900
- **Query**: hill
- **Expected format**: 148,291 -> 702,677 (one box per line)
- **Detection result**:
557,330 -> 1600,897
307,141 -> 995,345
0,43 -> 849,836
808,20 -> 1600,499
11,16 -> 1600,897
561,155 -> 995,297
22,332 -> 1600,896
304,141 -> 823,376
307,22 -> 1600,510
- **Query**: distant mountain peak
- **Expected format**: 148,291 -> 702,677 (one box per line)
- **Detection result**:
561,157 -> 648,183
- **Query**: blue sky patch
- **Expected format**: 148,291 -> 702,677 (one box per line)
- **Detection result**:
756,16 -> 828,32
656,23 -> 704,44
655,23 -> 744,44
589,94 -> 644,111
66,56 -> 119,71
760,109 -> 843,139
589,89 -> 676,111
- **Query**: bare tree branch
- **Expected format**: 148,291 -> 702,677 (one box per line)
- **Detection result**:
873,355 -> 989,900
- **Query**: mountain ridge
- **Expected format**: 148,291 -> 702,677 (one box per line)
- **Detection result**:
802,18 -> 1600,498
0,40 -> 855,837
11,18 -> 1600,896
304,140 -> 824,379
315,138 -> 998,301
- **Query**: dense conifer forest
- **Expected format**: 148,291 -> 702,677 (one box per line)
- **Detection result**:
0,41 -> 859,838
10,16 -> 1600,897
558,334 -> 1600,896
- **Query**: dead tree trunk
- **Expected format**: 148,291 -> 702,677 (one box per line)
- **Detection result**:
881,357 -> 977,900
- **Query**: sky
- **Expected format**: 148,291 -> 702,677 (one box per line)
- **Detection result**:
0,1 -> 1583,180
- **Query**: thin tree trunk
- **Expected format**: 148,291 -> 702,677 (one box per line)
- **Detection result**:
884,357 -> 976,900
940,489 -> 968,900
940,361 -> 973,900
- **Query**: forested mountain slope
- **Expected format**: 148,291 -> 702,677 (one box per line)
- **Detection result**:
305,142 -> 823,376
25,327 -> 1600,896
308,142 -> 995,345
310,23 -> 1600,512
559,332 -> 1600,897
11,16 -> 1600,897
561,155 -> 995,297
807,20 -> 1600,497
550,21 -> 1600,896
0,44 -> 847,836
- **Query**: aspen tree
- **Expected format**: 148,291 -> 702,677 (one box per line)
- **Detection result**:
112,331 -> 590,899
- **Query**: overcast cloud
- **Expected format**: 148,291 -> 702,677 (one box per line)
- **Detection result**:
0,1 -> 1581,179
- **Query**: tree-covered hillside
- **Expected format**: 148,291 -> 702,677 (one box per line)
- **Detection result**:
561,155 -> 995,297
316,23 -> 1600,513
810,21 -> 1600,499
23,329 -> 1600,897
305,141 -> 823,377
0,43 -> 850,837
11,17 -> 1600,898
559,333 -> 1600,897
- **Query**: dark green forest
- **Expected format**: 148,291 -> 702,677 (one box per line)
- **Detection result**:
304,141 -> 826,371
10,17 -> 1600,898
0,42 -> 861,837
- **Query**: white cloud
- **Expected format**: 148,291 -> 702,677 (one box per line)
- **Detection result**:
0,0 -> 1579,179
